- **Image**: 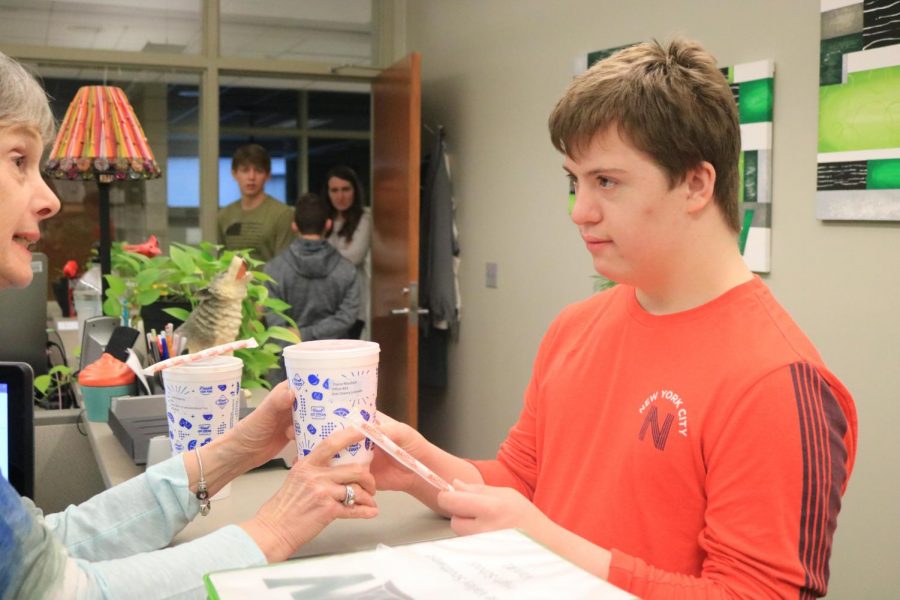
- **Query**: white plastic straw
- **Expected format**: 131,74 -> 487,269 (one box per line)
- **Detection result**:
143,338 -> 259,376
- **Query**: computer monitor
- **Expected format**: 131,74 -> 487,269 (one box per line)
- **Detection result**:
0,253 -> 48,376
0,362 -> 35,499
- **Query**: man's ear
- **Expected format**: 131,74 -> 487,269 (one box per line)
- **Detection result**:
324,218 -> 333,235
291,222 -> 298,233
685,161 -> 716,214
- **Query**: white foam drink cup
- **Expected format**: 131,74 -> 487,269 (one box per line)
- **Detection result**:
162,355 -> 243,498
283,340 -> 380,465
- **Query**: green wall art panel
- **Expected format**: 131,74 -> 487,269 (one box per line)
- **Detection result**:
817,0 -> 900,220
723,59 -> 775,273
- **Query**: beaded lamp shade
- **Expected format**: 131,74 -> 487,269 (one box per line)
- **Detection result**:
43,85 -> 161,297
44,85 -> 161,183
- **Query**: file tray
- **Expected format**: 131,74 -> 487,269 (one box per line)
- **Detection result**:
109,395 -> 255,465
109,395 -> 169,465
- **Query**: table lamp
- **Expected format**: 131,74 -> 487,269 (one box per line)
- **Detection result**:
44,85 -> 161,297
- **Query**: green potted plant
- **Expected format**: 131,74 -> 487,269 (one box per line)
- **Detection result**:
102,240 -> 299,389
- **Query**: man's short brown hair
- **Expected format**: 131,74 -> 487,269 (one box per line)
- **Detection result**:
231,143 -> 271,174
294,192 -> 335,235
548,39 -> 741,232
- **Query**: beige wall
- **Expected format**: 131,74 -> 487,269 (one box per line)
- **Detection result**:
406,1 -> 899,597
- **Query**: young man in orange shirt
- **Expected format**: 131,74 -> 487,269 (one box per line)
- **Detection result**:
370,39 -> 857,599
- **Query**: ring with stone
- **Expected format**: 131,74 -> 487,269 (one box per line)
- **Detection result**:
342,484 -> 356,506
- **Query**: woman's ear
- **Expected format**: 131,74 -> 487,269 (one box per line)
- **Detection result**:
685,161 -> 716,214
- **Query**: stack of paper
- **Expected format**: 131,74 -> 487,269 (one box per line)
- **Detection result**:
205,528 -> 635,599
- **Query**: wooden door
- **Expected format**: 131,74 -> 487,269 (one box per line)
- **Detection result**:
371,53 -> 422,428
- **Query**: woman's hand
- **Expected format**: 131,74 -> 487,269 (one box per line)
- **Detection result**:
240,427 -> 378,563
183,382 -> 296,498
437,480 -> 547,537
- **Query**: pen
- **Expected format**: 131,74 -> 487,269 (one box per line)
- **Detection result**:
160,336 -> 169,360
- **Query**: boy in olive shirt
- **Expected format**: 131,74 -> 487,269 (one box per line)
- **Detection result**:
217,143 -> 294,262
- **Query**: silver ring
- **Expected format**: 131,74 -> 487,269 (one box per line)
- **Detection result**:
342,484 -> 356,506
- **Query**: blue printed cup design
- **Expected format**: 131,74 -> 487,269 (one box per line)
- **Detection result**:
164,375 -> 241,456
288,366 -> 378,465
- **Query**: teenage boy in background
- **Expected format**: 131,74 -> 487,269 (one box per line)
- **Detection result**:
369,38 -> 857,599
217,143 -> 294,262
264,193 -> 360,380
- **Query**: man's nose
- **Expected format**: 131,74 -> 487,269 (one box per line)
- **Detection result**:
570,189 -> 601,225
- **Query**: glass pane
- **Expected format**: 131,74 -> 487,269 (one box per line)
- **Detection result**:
308,138 -> 370,205
219,136 -> 299,206
308,91 -> 370,131
0,0 -> 202,55
220,86 -> 299,129
220,0 -> 373,64
31,64 -> 200,286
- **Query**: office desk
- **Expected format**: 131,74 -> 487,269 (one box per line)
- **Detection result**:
83,416 -> 455,558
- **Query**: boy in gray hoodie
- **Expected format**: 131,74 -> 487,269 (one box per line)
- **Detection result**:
264,193 -> 360,359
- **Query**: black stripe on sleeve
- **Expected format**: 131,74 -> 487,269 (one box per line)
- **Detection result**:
790,362 -> 849,598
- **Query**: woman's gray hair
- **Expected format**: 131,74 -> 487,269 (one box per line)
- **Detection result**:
0,51 -> 55,142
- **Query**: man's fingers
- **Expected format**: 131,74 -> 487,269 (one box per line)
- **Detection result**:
436,489 -> 491,519
449,515 -> 481,536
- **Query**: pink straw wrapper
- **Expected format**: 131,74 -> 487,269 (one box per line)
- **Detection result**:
142,338 -> 259,376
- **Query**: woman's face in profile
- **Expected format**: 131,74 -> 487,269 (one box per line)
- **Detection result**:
0,125 -> 60,290
327,176 -> 355,213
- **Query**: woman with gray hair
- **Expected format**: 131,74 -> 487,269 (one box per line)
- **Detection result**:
0,51 -> 379,599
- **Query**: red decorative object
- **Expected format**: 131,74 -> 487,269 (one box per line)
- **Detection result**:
62,260 -> 80,279
123,234 -> 162,258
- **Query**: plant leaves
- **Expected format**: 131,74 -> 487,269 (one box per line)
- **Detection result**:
169,245 -> 197,275
261,297 -> 292,312
135,268 -> 161,288
104,274 -> 126,297
136,288 -> 162,305
163,307 -> 191,322
251,270 -> 274,283
267,326 -> 300,344
102,297 -> 122,318
33,374 -> 51,394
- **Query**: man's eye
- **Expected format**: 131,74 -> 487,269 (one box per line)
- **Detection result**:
598,176 -> 615,189
14,155 -> 26,168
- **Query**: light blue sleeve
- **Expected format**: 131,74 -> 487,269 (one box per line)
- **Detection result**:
45,455 -> 267,598
72,525 -> 266,599
44,456 -> 199,559
3,457 -> 267,599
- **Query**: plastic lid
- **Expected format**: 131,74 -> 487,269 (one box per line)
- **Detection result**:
163,355 -> 243,377
78,352 -> 135,386
283,339 -> 380,360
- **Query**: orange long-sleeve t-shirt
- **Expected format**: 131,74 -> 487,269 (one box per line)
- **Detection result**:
473,277 -> 857,599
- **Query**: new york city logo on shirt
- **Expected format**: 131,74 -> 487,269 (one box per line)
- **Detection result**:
636,389 -> 689,450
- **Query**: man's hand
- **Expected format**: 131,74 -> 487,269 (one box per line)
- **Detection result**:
437,480 -> 547,537
368,411 -> 429,492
